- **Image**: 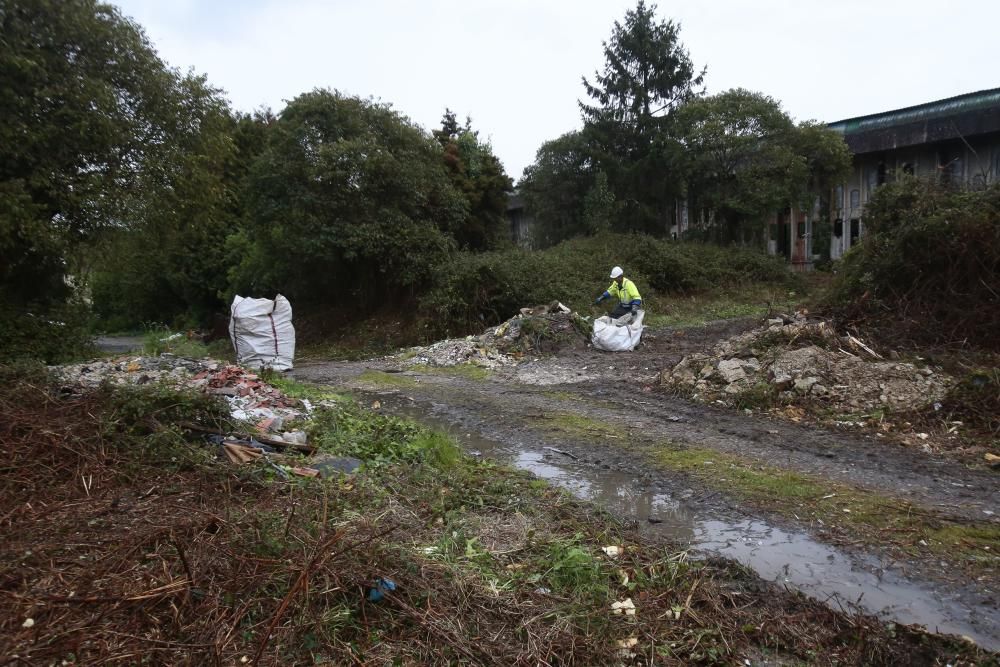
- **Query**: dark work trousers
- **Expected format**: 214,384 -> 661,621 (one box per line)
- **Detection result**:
610,304 -> 632,319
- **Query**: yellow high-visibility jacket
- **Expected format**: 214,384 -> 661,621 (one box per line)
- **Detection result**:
606,278 -> 642,306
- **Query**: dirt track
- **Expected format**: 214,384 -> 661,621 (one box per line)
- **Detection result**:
293,318 -> 1000,648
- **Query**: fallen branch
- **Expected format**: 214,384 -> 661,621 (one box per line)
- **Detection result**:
251,524 -> 396,665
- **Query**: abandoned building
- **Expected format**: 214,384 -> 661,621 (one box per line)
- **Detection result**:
770,87 -> 1000,269
505,191 -> 534,247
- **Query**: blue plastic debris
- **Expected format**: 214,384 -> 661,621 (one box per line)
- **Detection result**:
367,577 -> 397,602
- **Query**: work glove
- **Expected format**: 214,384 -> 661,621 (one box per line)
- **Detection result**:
630,303 -> 639,315
595,295 -> 605,305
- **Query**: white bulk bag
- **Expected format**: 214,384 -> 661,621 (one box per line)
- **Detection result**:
592,310 -> 645,352
229,294 -> 296,370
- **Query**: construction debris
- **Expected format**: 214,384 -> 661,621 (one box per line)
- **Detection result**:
398,302 -> 590,369
662,313 -> 952,416
50,355 -> 359,478
55,356 -> 312,444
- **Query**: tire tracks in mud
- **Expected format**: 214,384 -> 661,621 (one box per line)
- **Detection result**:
292,322 -> 1000,648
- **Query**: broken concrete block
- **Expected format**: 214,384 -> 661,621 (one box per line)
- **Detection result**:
771,371 -> 793,390
716,359 -> 747,383
794,376 -> 819,394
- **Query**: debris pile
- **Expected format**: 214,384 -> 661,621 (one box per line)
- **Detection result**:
662,313 -> 952,415
402,302 -> 588,368
55,356 -> 311,442
406,337 -> 516,369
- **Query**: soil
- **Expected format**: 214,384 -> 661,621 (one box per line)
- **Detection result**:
293,317 -> 1000,650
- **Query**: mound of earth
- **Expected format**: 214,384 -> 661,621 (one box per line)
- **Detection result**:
402,303 -> 590,368
662,313 -> 952,417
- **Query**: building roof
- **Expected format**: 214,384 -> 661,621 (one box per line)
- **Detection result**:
826,87 -> 1000,155
828,87 -> 1000,135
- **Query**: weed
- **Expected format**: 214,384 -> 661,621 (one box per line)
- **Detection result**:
142,325 -> 211,358
732,382 -> 781,411
263,371 -> 347,402
539,535 -> 607,596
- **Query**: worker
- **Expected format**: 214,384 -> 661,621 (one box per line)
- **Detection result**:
595,266 -> 642,319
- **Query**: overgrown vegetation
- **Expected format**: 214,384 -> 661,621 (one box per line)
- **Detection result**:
1,370 -> 986,664
423,233 -> 795,335
831,178 -> 1000,350
0,301 -> 95,363
3,0 -> 825,361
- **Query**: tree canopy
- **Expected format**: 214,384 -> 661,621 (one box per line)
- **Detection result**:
231,90 -> 468,307
578,0 -> 705,234
0,0 -> 179,304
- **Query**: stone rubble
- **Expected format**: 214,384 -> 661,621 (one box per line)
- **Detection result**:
662,313 -> 952,415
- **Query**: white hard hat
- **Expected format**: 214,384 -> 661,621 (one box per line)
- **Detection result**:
610,266 -> 623,279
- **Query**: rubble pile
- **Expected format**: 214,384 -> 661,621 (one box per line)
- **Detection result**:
407,337 -> 516,369
55,356 -> 310,445
402,302 -> 588,368
662,313 -> 952,414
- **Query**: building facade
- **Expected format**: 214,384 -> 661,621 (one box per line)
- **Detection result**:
769,88 -> 1000,269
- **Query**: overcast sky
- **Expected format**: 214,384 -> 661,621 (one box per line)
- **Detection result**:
113,0 -> 999,181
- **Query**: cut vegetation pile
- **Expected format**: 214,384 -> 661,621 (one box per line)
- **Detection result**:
0,362 -> 987,665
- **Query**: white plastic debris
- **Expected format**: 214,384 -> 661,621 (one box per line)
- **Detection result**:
611,598 -> 636,616
22,618 -> 34,628
601,545 -> 622,558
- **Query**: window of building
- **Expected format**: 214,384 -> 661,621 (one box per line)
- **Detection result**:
865,167 -> 878,200
850,189 -> 860,208
850,219 -> 861,245
797,220 -> 807,239
833,219 -> 843,238
902,162 -> 914,175
834,185 -> 844,210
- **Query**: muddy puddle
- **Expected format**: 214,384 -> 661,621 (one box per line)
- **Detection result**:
357,391 -> 998,650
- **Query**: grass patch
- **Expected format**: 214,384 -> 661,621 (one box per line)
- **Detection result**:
645,285 -> 799,328
408,363 -> 492,381
652,442 -> 1000,574
536,411 -> 626,440
262,371 -> 347,403
356,369 -> 419,388
924,525 -> 1000,567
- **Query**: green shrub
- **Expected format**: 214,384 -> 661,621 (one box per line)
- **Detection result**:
829,178 -> 1000,349
0,301 -> 95,363
422,233 -> 793,335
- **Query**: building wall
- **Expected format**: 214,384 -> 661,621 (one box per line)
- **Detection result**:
771,131 -> 1000,267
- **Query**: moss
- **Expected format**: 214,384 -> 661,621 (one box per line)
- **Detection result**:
409,363 -> 492,381
651,442 -> 998,574
537,411 -> 626,439
356,369 -> 419,388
